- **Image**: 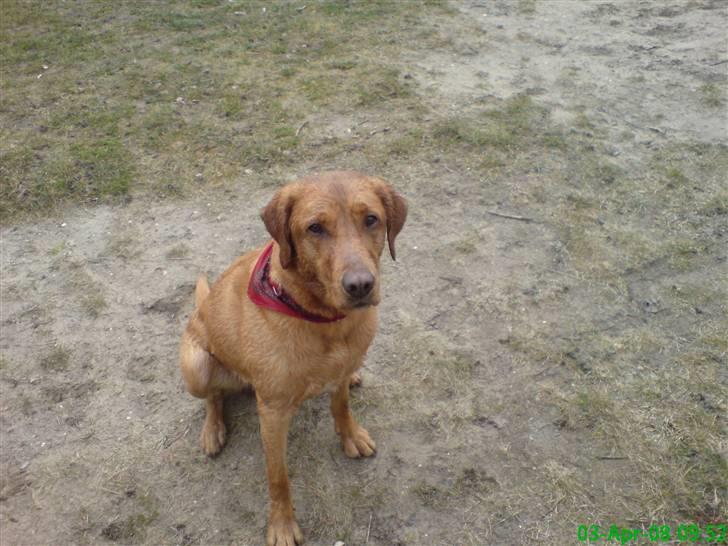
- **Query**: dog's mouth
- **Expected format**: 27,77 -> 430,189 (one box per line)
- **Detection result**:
344,294 -> 380,310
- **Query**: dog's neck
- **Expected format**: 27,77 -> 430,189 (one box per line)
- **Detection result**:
267,243 -> 345,321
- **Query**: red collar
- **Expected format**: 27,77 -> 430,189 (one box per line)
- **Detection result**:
247,243 -> 346,323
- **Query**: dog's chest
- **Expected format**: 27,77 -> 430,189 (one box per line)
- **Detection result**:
302,372 -> 351,398
294,340 -> 363,397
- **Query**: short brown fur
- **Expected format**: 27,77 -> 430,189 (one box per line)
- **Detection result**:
179,171 -> 407,545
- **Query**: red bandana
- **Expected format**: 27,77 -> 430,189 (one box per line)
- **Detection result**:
247,243 -> 346,323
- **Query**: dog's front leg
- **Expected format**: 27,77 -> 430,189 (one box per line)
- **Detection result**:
330,381 -> 376,458
257,397 -> 303,546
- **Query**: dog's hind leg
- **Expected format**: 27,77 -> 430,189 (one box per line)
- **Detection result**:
200,393 -> 226,456
180,322 -> 245,456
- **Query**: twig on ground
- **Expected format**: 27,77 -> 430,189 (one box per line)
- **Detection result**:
161,425 -> 190,449
295,121 -> 309,137
486,210 -> 535,222
369,127 -> 390,136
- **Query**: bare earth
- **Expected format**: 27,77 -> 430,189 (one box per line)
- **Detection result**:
1,2 -> 726,545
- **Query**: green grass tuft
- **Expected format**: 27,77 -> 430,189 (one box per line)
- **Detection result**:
40,346 -> 71,372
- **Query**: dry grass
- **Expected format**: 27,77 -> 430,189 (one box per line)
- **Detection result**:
39,345 -> 71,372
395,90 -> 728,529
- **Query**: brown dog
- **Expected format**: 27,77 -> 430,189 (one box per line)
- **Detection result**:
179,171 -> 407,545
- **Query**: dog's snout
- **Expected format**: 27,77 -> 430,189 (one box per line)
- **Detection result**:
342,270 -> 374,299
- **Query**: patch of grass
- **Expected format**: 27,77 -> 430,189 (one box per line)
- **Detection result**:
453,468 -> 498,496
327,59 -> 357,71
661,238 -> 708,271
388,128 -> 425,157
301,470 -> 387,543
54,256 -> 110,318
413,482 -> 449,508
48,242 -> 66,256
412,467 -> 496,512
355,67 -> 412,105
542,132 -> 568,149
165,244 -> 190,259
663,166 -> 690,188
574,112 -> 596,131
698,191 -> 728,216
542,460 -> 591,507
105,232 -> 141,261
0,136 -> 134,220
699,83 -> 725,108
573,389 -> 617,432
434,118 -> 514,150
81,293 -> 107,319
139,105 -> 185,150
160,13 -> 205,32
665,449 -> 727,520
453,239 -> 477,254
0,13 -> 106,69
70,138 -> 134,197
40,345 -> 71,372
100,492 -> 159,542
516,0 -> 538,15
0,0 -> 449,223
432,95 -> 564,162
20,395 -> 34,417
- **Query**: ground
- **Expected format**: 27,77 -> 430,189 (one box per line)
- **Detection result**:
1,1 -> 726,545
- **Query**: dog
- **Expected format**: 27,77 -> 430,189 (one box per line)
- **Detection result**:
179,171 -> 407,545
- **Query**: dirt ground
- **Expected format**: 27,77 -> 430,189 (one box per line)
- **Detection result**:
1,1 -> 726,545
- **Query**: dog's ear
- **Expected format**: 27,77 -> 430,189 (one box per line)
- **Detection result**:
261,186 -> 299,269
375,181 -> 408,261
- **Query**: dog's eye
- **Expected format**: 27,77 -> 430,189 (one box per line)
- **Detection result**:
308,223 -> 324,234
365,214 -> 378,227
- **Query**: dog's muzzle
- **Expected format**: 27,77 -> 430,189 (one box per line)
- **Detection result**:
342,270 -> 375,301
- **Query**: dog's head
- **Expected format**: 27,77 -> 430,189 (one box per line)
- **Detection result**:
261,171 -> 407,313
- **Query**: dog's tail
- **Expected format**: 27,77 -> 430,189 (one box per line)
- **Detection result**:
195,274 -> 210,309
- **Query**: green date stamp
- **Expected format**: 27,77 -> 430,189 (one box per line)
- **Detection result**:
577,523 -> 727,544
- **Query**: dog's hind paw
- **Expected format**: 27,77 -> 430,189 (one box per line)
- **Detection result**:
200,419 -> 226,457
349,371 -> 362,388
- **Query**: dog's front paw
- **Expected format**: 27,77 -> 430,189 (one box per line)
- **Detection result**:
341,425 -> 376,458
267,515 -> 303,546
200,418 -> 226,457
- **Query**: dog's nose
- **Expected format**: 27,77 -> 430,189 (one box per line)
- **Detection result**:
342,270 -> 374,299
